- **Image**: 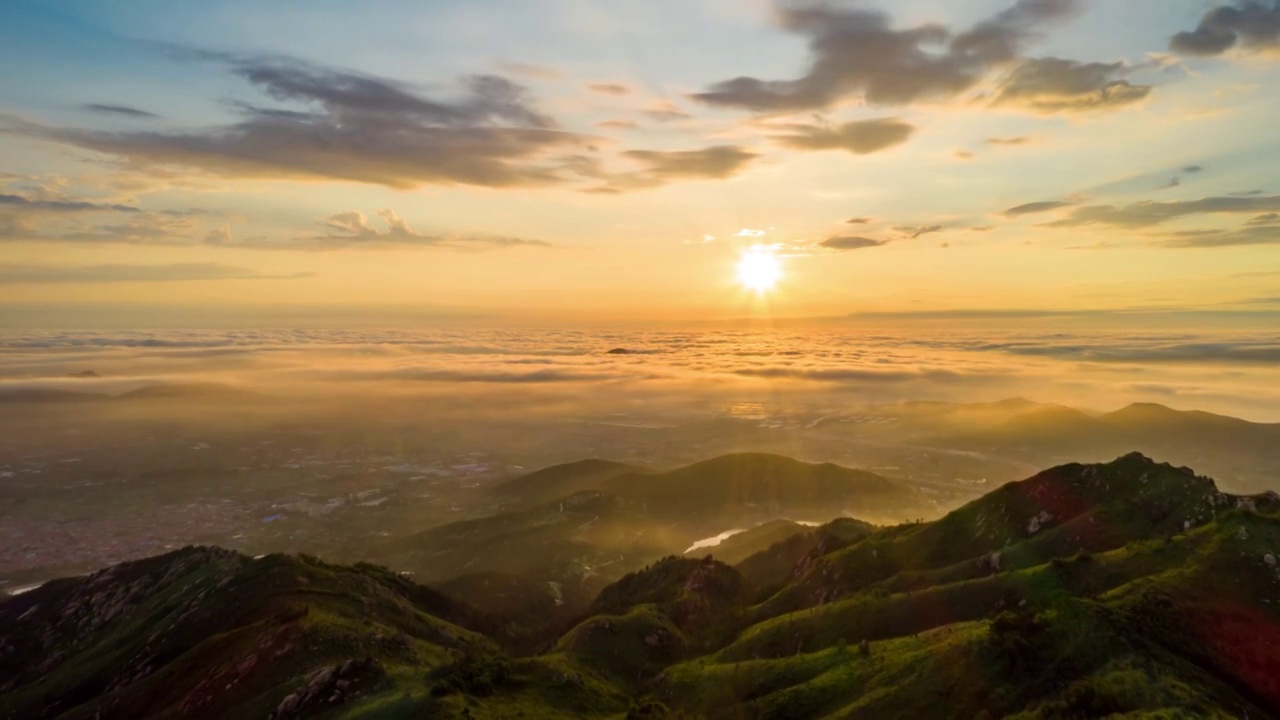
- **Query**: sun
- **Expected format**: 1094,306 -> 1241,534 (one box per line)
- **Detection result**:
736,244 -> 782,293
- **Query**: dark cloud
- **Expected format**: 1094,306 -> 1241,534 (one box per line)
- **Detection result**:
588,83 -> 631,96
1246,212 -> 1280,225
691,0 -> 1080,112
0,193 -> 140,214
83,104 -> 161,119
819,235 -> 888,250
986,135 -> 1030,145
954,150 -> 976,160
771,117 -> 914,154
22,55 -> 591,189
845,216 -> 874,225
1044,194 -> 1280,228
1183,165 -> 1204,173
1170,1 -> 1280,57
0,263 -> 311,283
1003,199 -> 1073,216
1156,225 -> 1280,248
990,57 -> 1151,113
1231,189 -> 1267,196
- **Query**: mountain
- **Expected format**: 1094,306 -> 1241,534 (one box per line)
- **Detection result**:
493,459 -> 643,505
385,454 -> 922,593
0,548 -> 502,720
5,453 -> 1280,719
732,517 -> 876,596
115,382 -> 260,402
600,453 -> 921,523
934,402 -> 1280,494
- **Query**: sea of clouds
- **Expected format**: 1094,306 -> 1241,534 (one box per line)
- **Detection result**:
1,327 -> 1278,421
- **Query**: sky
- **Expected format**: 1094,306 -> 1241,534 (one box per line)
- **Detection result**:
1,0 -> 1279,323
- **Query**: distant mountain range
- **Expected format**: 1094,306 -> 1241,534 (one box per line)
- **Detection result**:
0,382 -> 259,404
382,453 -> 929,596
4,452 -> 1279,718
926,401 -> 1280,494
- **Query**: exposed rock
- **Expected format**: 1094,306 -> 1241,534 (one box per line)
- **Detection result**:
275,693 -> 301,717
1266,554 -> 1277,567
1027,511 -> 1053,535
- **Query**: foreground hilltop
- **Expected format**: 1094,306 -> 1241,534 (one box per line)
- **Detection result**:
3,453 -> 1280,719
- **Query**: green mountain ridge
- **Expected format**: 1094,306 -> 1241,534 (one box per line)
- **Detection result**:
4,453 -> 1280,719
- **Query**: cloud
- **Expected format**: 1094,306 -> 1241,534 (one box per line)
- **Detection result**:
0,212 -> 210,246
1156,225 -> 1280,248
990,58 -> 1152,113
1170,1 -> 1280,57
596,120 -> 638,130
82,104 -> 160,120
641,100 -> 693,122
893,225 -> 943,238
0,193 -> 140,214
0,201 -> 547,251
1044,194 -> 1280,228
691,0 -> 1081,112
732,366 -> 958,382
954,150 -> 975,160
771,117 -> 914,154
735,228 -> 767,237
1247,212 -> 1280,225
589,145 -> 760,193
819,235 -> 888,250
845,217 -> 874,225
18,54 -> 592,190
588,83 -> 631,96
986,135 -> 1030,145
274,209 -> 552,251
0,263 -> 311,283
1003,199 -> 1073,216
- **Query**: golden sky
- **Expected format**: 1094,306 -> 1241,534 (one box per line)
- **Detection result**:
1,0 -> 1278,321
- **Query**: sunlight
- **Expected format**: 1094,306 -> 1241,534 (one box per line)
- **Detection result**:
736,244 -> 783,294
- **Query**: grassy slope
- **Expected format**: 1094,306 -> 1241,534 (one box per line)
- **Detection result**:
0,548 -> 620,720
4,453 -> 1279,719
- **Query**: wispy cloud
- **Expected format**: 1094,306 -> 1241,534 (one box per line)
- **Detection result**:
0,263 -> 312,283
819,235 -> 888,251
1044,194 -> 1280,228
82,104 -> 160,120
